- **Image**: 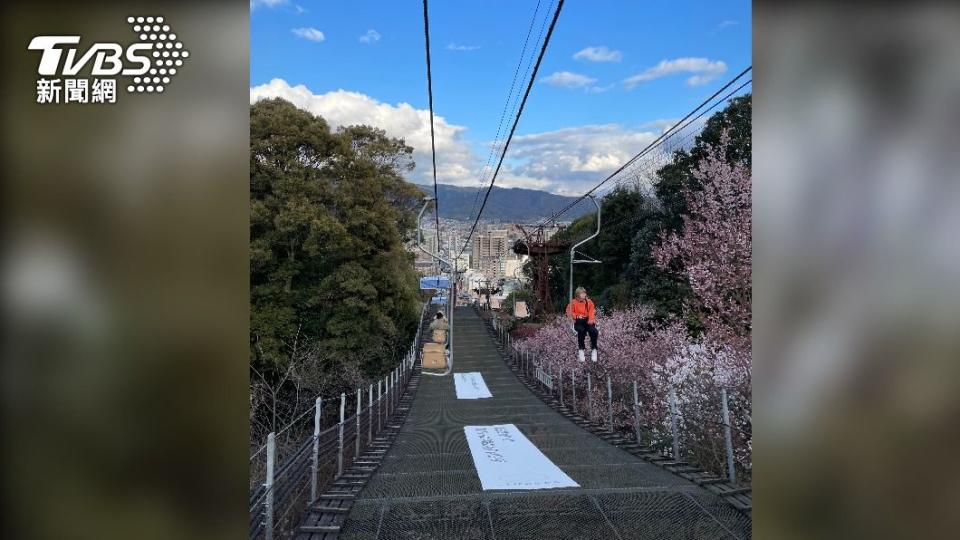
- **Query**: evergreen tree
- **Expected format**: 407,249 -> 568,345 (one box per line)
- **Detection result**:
250,98 -> 422,387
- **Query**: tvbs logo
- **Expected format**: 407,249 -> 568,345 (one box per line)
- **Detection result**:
28,16 -> 189,104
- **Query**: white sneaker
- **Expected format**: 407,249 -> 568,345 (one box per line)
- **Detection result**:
591,350 -> 598,362
577,350 -> 585,363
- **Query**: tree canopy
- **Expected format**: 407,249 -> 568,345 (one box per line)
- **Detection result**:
250,98 -> 423,390
543,94 -> 752,327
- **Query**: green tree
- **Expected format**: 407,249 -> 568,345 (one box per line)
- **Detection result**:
544,94 -> 751,325
653,94 -> 752,231
631,94 -> 752,324
250,98 -> 422,386
551,187 -> 652,310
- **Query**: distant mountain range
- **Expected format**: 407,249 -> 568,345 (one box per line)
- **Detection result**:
415,183 -> 590,222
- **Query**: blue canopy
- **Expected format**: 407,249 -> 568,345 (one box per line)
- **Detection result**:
430,295 -> 448,305
420,275 -> 451,290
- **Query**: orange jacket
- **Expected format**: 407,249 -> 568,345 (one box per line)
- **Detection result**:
566,298 -> 596,324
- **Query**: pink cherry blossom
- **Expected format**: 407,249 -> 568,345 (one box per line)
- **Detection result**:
511,131 -> 752,478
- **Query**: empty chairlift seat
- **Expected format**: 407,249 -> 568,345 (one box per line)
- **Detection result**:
419,275 -> 451,290
422,343 -> 447,369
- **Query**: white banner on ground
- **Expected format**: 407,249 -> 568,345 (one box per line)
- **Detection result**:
454,372 -> 493,399
464,424 -> 579,490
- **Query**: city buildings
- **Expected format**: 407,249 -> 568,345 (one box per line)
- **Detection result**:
409,220 -> 528,286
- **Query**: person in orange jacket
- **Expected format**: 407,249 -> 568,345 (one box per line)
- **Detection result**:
566,286 -> 598,362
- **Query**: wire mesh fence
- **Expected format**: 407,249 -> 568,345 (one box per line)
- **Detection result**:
248,304 -> 428,539
538,72 -> 752,234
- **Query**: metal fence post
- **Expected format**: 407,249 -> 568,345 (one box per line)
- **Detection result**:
337,393 -> 345,477
668,387 -> 680,461
607,375 -> 614,432
368,384 -> 373,444
632,381 -> 641,445
264,432 -> 275,540
559,367 -> 564,407
377,380 -> 382,433
385,375 -> 390,418
721,387 -> 737,485
587,372 -> 593,421
572,371 -> 577,414
310,397 -> 322,503
355,388 -> 361,458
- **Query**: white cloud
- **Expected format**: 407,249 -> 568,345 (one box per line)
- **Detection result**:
712,20 -> 738,34
501,124 -> 667,194
641,118 -> 681,134
446,43 -> 481,51
291,27 -> 325,42
586,84 -> 614,94
251,0 -> 286,9
249,80 -> 673,196
573,46 -> 622,62
359,29 -> 381,44
541,71 -> 598,88
624,57 -> 728,88
250,79 -> 478,185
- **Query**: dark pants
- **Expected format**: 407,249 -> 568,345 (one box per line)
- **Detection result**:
574,318 -> 598,350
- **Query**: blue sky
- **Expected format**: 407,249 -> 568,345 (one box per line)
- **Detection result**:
250,0 -> 752,195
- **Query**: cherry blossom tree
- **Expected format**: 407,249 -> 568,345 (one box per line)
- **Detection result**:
650,129 -> 752,474
654,131 -> 752,351
512,129 -> 753,478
